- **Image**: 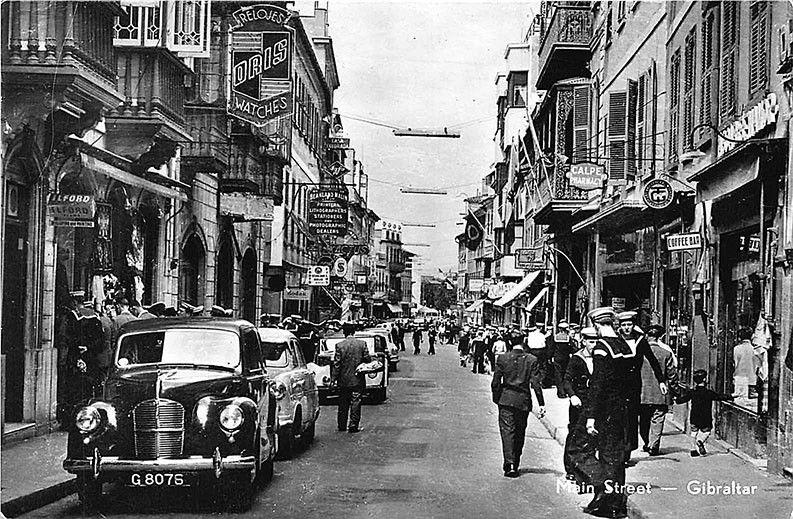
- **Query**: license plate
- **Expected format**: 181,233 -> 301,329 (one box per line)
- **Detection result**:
128,473 -> 196,487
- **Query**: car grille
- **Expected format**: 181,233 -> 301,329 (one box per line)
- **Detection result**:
132,399 -> 185,459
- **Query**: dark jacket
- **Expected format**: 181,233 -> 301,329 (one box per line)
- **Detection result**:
491,347 -> 545,412
458,334 -> 471,355
640,343 -> 677,405
563,351 -> 592,402
332,337 -> 372,388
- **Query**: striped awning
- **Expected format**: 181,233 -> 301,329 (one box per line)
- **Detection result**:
493,271 -> 541,307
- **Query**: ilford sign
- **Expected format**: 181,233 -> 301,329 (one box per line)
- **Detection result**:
718,93 -> 778,158
228,5 -> 294,127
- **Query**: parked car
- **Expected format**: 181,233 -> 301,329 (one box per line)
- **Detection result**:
257,327 -> 319,459
361,327 -> 399,371
63,318 -> 277,511
309,333 -> 389,403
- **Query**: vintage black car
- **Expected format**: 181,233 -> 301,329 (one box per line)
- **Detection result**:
63,317 -> 277,511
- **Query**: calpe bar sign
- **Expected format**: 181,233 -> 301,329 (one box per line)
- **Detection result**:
666,233 -> 701,251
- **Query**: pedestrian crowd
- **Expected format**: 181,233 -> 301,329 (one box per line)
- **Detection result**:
460,307 -> 737,519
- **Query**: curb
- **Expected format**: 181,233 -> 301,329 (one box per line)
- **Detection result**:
0,477 -> 76,518
534,410 -> 649,519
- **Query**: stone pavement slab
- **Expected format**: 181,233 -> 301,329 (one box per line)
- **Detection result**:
536,388 -> 793,519
1,431 -> 74,518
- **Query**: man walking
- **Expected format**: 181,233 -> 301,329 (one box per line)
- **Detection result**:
427,326 -> 437,355
491,332 -> 545,477
412,327 -> 423,355
551,320 -> 573,398
639,325 -> 678,455
332,323 -> 372,433
471,330 -> 487,374
458,329 -> 471,367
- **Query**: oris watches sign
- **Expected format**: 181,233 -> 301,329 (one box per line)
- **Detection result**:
228,5 -> 294,126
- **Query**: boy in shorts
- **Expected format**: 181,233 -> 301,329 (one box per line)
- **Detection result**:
677,369 -> 734,456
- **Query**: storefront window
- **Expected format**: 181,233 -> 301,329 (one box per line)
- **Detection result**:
719,230 -> 768,415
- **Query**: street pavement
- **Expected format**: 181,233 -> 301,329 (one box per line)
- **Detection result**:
17,339 -> 587,519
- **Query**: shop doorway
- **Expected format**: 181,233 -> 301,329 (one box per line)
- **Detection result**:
240,249 -> 257,322
216,235 -> 234,309
2,180 -> 30,422
602,271 -> 652,327
180,234 -> 205,306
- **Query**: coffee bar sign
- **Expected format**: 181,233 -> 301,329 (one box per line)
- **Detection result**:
228,4 -> 294,126
718,93 -> 778,157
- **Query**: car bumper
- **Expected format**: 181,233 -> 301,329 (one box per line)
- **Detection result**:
64,451 -> 255,478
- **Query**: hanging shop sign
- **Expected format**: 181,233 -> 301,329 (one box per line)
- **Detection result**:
468,278 -> 484,293
355,273 -> 368,285
666,232 -> 702,252
642,178 -> 675,210
308,184 -> 349,236
48,193 -> 96,227
332,257 -> 349,278
228,4 -> 294,127
327,137 -> 350,150
718,93 -> 778,158
284,286 -> 311,301
567,162 -> 606,191
307,265 -> 330,286
515,247 -> 544,269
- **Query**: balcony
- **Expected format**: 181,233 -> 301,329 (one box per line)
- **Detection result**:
495,255 -> 525,279
531,161 -> 590,225
536,3 -> 592,90
1,1 -> 123,123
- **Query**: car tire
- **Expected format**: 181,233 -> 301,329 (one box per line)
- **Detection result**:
77,475 -> 101,512
276,424 -> 295,460
301,421 -> 316,445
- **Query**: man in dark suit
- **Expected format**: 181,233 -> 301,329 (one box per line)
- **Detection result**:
491,332 -> 546,478
332,322 -> 372,433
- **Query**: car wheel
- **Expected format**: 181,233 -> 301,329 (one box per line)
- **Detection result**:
77,475 -> 101,512
301,421 -> 316,445
276,424 -> 295,460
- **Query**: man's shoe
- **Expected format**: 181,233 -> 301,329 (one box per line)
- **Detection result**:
697,440 -> 707,456
642,444 -> 649,452
565,473 -> 577,481
338,427 -> 347,432
648,447 -> 661,456
348,427 -> 362,433
690,449 -> 700,457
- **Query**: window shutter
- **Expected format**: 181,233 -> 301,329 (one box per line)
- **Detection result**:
607,90 -> 628,182
572,85 -> 590,162
669,50 -> 681,162
636,73 -> 646,175
626,79 -> 637,181
720,1 -> 739,120
749,1 -> 769,95
114,1 -> 161,47
698,9 -> 717,142
166,0 -> 210,58
682,28 -> 696,151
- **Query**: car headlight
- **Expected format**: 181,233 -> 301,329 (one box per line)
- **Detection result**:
273,382 -> 287,400
75,406 -> 101,433
219,404 -> 244,430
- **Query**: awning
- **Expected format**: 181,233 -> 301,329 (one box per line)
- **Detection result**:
465,299 -> 485,312
493,270 -> 541,307
526,286 -> 549,312
387,304 -> 403,314
371,291 -> 387,300
571,199 -> 645,234
71,136 -> 188,201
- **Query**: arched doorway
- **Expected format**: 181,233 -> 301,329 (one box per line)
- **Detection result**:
240,248 -> 257,322
180,233 -> 205,306
216,234 -> 234,309
2,175 -> 30,422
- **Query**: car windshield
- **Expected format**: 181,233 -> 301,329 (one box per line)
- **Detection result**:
261,341 -> 289,368
116,329 -> 240,370
324,336 -> 376,355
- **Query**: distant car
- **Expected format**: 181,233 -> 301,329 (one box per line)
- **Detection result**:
63,318 -> 277,512
361,327 -> 399,372
309,333 -> 389,403
257,327 -> 319,459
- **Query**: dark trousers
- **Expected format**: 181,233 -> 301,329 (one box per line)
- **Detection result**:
337,386 -> 363,430
428,340 -> 436,355
486,351 -> 495,371
639,404 -> 668,451
472,353 -> 485,373
563,404 -> 598,485
592,400 -> 628,512
398,338 -> 405,351
413,340 -> 421,354
552,357 -> 570,398
498,405 -> 529,467
623,392 -> 641,460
